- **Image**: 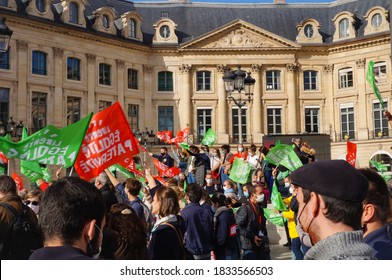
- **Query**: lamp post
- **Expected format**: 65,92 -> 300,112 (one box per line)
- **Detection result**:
0,18 -> 13,53
134,128 -> 156,161
222,66 -> 256,144
0,117 -> 25,140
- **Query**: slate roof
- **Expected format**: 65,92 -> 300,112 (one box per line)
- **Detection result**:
4,0 -> 391,45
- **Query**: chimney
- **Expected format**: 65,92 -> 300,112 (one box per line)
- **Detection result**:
274,0 -> 286,4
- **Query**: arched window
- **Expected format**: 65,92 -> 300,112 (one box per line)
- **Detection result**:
129,19 -> 136,38
36,0 -> 45,13
339,18 -> 349,38
69,2 -> 79,24
102,15 -> 110,29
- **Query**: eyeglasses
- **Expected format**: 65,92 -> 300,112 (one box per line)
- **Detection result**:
25,200 -> 39,206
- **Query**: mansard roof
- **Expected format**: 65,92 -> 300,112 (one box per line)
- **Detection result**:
3,0 -> 390,45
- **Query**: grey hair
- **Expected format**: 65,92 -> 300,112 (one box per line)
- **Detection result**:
97,172 -> 109,185
292,137 -> 302,143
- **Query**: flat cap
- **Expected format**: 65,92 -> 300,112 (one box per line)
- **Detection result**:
290,160 -> 368,202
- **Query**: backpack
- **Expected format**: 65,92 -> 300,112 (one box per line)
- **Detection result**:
140,201 -> 155,233
0,203 -> 43,260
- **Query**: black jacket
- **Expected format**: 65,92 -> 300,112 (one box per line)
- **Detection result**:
99,184 -> 118,213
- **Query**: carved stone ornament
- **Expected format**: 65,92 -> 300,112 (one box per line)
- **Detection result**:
216,64 -> 226,73
323,64 -> 334,73
286,63 -> 298,72
204,29 -> 276,48
356,59 -> 366,68
143,65 -> 154,73
53,47 -> 64,58
116,59 -> 125,68
17,40 -> 28,52
251,64 -> 262,72
179,64 -> 192,73
86,54 -> 96,63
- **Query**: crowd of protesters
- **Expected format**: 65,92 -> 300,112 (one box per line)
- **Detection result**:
0,136 -> 391,260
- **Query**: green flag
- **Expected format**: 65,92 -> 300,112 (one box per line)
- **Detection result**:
229,157 -> 251,184
20,127 -> 45,182
201,128 -> 216,146
366,60 -> 384,109
179,142 -> 189,150
263,208 -> 285,227
271,181 -> 287,211
265,144 -> 303,172
108,164 -> 135,179
277,170 -> 290,181
0,113 -> 92,168
369,160 -> 387,173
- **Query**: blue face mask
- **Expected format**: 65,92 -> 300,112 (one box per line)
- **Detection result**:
244,191 -> 249,198
211,206 -> 217,213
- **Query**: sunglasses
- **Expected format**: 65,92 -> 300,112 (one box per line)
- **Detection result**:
25,200 -> 39,206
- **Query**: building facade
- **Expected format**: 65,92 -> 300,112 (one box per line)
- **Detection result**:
1,0 -> 392,177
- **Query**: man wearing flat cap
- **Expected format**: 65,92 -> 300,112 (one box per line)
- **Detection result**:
290,160 -> 375,260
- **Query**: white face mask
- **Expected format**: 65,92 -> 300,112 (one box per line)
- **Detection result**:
285,182 -> 291,188
255,193 -> 265,203
205,178 -> 213,184
93,246 -> 102,259
223,186 -> 229,191
28,204 -> 39,215
238,147 -> 244,152
289,187 -> 294,194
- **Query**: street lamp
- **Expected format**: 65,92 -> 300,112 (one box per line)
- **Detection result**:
0,18 -> 13,53
222,66 -> 256,143
0,117 -> 24,140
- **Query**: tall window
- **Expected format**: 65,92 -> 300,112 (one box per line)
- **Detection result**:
232,107 -> 247,143
99,63 -> 111,85
340,106 -> 355,140
303,70 -> 318,90
32,51 -> 47,75
69,2 -> 79,24
196,71 -> 211,91
36,0 -> 45,13
0,88 -> 9,125
339,18 -> 349,38
266,70 -> 281,91
338,67 -> 353,89
267,108 -> 282,134
99,100 -> 112,111
158,106 -> 173,132
129,19 -> 136,38
371,13 -> 382,29
32,92 -> 47,132
0,49 -> 9,70
67,57 -> 81,81
128,104 -> 139,130
158,71 -> 173,91
102,15 -> 110,29
373,61 -> 387,83
197,108 -> 212,142
67,97 -> 80,125
373,101 -> 389,137
305,107 -> 319,133
128,68 -> 138,89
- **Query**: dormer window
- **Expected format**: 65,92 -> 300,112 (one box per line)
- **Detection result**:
129,19 -> 136,38
36,0 -> 45,13
102,15 -> 110,29
69,2 -> 79,24
339,18 -> 349,38
152,18 -> 178,44
160,25 -> 171,39
120,11 -> 143,42
304,24 -> 314,38
371,13 -> 382,29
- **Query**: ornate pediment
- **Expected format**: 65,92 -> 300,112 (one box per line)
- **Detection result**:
180,19 -> 299,51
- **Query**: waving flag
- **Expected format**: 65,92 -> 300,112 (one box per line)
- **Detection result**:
346,141 -> 357,167
0,113 -> 92,167
0,152 -> 8,175
152,158 -> 169,176
366,60 -> 385,109
74,102 -> 139,181
20,127 -> 45,182
265,144 -> 303,172
12,172 -> 24,191
171,128 -> 190,146
156,130 -> 172,144
271,181 -> 287,212
201,128 -> 216,146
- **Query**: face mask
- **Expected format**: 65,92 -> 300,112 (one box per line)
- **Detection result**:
238,147 -> 244,152
206,178 -> 213,184
223,186 -> 229,191
199,199 -> 205,205
221,150 -> 226,155
289,187 -> 294,194
255,193 -> 264,203
28,204 -> 39,215
86,224 -> 103,258
212,152 -> 217,157
285,182 -> 291,188
297,201 -> 314,246
161,153 -> 166,156
211,206 -> 217,213
296,221 -> 313,248
244,191 -> 249,198
93,246 -> 102,259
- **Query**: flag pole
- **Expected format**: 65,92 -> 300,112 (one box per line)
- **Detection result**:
69,166 -> 74,177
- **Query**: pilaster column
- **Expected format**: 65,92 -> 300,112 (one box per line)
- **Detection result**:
322,64 -> 334,141
355,59 -> 368,140
116,59 -> 125,108
53,47 -> 64,127
16,40 -> 28,123
216,64 -> 229,144
86,54 -> 96,113
286,63 -> 298,134
143,65 -> 154,130
251,64 -> 262,143
179,64 -> 192,131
